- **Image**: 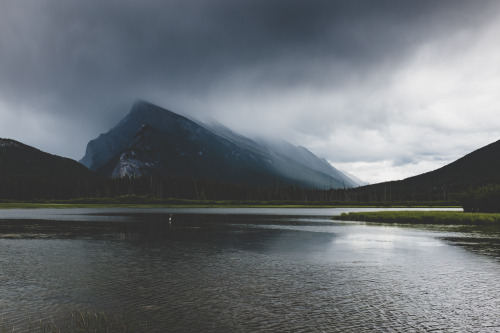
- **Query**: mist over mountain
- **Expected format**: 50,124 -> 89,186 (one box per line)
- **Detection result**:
80,100 -> 360,189
338,170 -> 369,187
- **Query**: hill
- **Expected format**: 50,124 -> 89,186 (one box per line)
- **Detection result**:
0,138 -> 97,199
404,139 -> 500,186
349,139 -> 500,203
0,139 -> 95,180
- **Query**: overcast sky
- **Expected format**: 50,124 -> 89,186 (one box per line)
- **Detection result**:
1,0 -> 500,184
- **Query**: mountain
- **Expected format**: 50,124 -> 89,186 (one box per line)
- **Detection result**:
80,100 -> 360,188
403,138 -> 500,186
0,138 -> 95,180
0,138 -> 97,200
353,138 -> 500,202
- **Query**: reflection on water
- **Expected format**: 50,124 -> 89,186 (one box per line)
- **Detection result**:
0,208 -> 499,332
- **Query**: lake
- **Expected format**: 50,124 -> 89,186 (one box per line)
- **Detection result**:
1,207 -> 499,332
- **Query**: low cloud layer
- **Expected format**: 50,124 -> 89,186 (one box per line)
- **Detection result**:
1,0 -> 500,183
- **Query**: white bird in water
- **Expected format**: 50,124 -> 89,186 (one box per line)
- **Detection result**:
168,214 -> 173,228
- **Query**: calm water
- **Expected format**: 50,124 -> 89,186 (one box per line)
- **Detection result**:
1,207 -> 499,332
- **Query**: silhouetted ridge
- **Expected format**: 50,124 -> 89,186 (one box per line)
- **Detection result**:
349,138 -> 500,203
0,138 -> 98,200
0,138 -> 95,180
404,139 -> 500,184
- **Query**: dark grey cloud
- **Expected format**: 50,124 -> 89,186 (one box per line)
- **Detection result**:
2,0 -> 490,101
1,0 -> 500,182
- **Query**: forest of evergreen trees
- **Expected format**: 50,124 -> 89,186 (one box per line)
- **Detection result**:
0,174 -> 465,206
0,175 -> 354,203
460,184 -> 500,213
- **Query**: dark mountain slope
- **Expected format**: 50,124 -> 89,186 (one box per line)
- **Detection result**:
96,123 -> 287,185
404,139 -> 500,186
0,139 -> 95,180
0,138 -> 97,200
80,100 -> 195,171
352,138 -> 500,202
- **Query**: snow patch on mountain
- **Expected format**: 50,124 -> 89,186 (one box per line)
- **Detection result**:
111,151 -> 158,178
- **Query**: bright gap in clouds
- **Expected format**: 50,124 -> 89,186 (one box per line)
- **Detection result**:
298,13 -> 500,184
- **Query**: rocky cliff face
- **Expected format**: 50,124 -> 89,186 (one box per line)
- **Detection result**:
80,100 -> 361,188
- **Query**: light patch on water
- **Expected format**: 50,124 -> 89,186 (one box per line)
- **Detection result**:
336,232 -> 444,250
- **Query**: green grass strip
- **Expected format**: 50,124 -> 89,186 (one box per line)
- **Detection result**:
334,211 -> 500,225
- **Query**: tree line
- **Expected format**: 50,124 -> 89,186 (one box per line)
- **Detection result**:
2,174 -> 499,211
0,174 -> 455,205
460,184 -> 500,213
0,175 -> 357,202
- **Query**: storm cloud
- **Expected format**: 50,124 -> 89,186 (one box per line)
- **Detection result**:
1,0 -> 500,183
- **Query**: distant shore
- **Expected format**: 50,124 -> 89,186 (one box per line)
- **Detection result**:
0,201 -> 461,210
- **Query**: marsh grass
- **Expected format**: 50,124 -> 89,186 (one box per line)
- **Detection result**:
335,211 -> 500,225
1,309 -> 145,333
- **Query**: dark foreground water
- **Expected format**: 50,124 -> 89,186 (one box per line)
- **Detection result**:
1,208 -> 499,332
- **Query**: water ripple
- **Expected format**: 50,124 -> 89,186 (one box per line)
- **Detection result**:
0,211 -> 499,332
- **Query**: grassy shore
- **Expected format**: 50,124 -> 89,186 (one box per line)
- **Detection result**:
334,211 -> 500,225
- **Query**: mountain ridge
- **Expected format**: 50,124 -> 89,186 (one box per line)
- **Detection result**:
0,138 -> 95,180
80,100 -> 360,188
0,138 -> 98,200
350,138 -> 500,202
403,138 -> 500,185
